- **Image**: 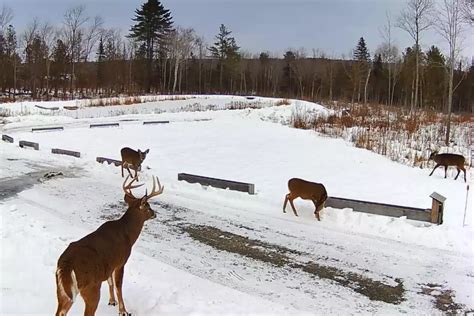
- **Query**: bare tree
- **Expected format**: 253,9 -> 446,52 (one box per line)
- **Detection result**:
169,27 -> 196,93
380,12 -> 398,106
434,0 -> 470,145
81,15 -> 103,62
398,0 -> 434,112
195,36 -> 206,93
0,5 -> 13,31
63,5 -> 89,98
461,0 -> 474,22
40,22 -> 57,99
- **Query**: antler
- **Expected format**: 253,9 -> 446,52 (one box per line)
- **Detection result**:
144,176 -> 164,201
122,175 -> 144,200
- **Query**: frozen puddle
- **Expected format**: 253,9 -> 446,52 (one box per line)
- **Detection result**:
0,169 -> 75,200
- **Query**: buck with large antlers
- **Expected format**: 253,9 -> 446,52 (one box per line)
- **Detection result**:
283,178 -> 328,220
55,175 -> 164,316
121,147 -> 149,180
429,151 -> 466,182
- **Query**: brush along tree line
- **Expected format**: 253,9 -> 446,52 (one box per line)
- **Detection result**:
0,1 -> 472,134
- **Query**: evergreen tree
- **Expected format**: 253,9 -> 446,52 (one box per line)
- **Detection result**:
352,37 -> 371,103
96,37 -> 105,89
354,37 -> 370,61
282,50 -> 296,96
371,54 -> 385,102
52,39 -> 69,94
129,0 -> 173,92
209,24 -> 240,90
424,46 -> 445,110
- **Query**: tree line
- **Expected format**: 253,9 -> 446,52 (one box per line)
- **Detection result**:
0,0 -> 472,115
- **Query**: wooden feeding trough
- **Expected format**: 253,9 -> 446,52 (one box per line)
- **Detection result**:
90,123 -> 119,128
178,173 -> 255,194
2,134 -> 14,143
19,140 -> 39,150
96,157 -> 122,166
143,120 -> 170,125
326,192 -> 447,225
32,126 -> 64,132
52,148 -> 81,158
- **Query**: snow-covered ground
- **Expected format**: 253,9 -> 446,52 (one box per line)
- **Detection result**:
1,96 -> 472,315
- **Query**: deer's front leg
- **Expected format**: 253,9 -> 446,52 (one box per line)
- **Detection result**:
107,275 -> 117,306
114,266 -> 130,316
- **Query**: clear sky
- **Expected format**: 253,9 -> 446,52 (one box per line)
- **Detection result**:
3,0 -> 473,60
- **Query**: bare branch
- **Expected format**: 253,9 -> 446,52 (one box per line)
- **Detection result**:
0,5 -> 13,30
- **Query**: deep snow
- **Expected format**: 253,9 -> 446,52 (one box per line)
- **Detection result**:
1,96 -> 472,315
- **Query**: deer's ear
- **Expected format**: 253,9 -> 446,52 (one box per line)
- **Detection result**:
138,149 -> 142,154
145,149 -> 149,154
139,197 -> 147,209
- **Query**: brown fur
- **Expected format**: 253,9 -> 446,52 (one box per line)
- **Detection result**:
120,147 -> 149,180
283,178 -> 328,220
55,176 -> 163,316
429,151 -> 466,182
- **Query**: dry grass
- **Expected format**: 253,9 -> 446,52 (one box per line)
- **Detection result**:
291,102 -> 470,167
85,95 -> 194,107
275,99 -> 291,106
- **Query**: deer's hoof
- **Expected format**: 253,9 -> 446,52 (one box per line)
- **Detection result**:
108,300 -> 117,306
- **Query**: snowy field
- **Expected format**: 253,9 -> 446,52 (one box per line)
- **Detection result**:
1,96 -> 473,315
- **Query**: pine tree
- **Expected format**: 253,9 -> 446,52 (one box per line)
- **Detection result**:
129,0 -> 173,92
424,46 -> 445,110
96,37 -> 105,89
354,37 -> 370,61
209,24 -> 240,90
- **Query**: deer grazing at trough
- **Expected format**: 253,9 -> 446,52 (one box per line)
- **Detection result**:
429,151 -> 466,182
283,178 -> 328,220
121,147 -> 149,180
55,175 -> 164,316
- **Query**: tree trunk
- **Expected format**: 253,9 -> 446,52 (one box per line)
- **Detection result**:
445,55 -> 454,146
364,64 -> 372,105
172,57 -> 180,93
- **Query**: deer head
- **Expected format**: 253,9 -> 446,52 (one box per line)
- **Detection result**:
123,175 -> 163,220
429,150 -> 439,161
138,149 -> 149,163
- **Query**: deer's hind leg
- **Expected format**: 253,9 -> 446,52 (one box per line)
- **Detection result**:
456,165 -> 466,182
444,166 -> 448,178
80,283 -> 101,316
312,199 -> 322,221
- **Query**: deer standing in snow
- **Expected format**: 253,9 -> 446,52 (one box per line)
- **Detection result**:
55,175 -> 164,316
428,151 -> 466,182
120,147 -> 149,180
283,178 -> 328,220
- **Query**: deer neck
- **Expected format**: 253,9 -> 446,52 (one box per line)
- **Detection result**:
119,208 -> 146,246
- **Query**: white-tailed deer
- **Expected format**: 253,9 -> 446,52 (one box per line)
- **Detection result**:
283,178 -> 328,220
429,151 -> 466,182
120,147 -> 149,180
55,175 -> 164,316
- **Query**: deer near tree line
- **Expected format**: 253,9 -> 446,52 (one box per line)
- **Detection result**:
429,151 -> 466,182
121,147 -> 149,180
55,175 -> 164,316
283,178 -> 328,220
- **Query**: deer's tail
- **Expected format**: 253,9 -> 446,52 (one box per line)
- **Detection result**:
56,263 -> 78,302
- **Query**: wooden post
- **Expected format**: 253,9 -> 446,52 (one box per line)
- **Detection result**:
429,192 -> 446,225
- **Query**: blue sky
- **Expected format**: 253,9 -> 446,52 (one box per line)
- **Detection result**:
3,0 -> 473,60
